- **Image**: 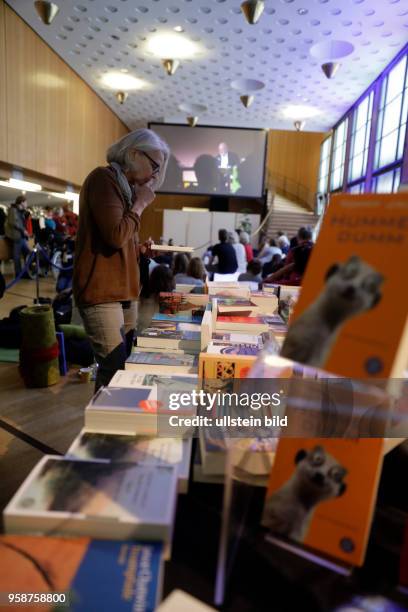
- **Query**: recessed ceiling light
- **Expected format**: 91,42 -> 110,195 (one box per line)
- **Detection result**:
282,104 -> 320,119
146,33 -> 201,59
101,72 -> 145,90
297,8 -> 308,15
174,26 -> 184,32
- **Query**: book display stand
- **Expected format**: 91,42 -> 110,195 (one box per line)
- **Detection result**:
213,345 -> 408,607
214,434 -> 408,609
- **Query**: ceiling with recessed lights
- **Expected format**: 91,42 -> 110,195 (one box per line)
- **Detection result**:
6,0 -> 408,132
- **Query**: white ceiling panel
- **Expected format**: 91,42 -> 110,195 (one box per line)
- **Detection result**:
5,0 -> 408,131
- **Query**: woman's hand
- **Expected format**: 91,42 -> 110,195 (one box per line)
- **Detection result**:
140,237 -> 155,258
133,183 -> 155,217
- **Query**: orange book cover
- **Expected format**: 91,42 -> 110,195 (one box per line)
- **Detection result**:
281,193 -> 408,379
199,352 -> 256,380
262,438 -> 384,567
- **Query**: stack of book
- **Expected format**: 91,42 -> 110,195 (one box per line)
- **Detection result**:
1,256 -> 295,607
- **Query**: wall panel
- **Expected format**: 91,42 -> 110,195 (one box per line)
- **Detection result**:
1,2 -> 127,186
267,129 -> 326,209
4,5 -> 37,171
0,2 -> 7,159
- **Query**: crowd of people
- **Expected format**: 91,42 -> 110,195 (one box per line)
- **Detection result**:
0,196 -> 78,278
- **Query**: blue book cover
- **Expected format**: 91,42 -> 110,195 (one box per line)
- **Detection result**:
127,352 -> 198,368
152,313 -> 202,323
139,329 -> 200,342
0,536 -> 163,612
89,387 -> 152,411
71,540 -> 162,611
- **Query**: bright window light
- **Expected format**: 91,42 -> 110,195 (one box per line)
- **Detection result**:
0,178 -> 42,192
101,72 -> 145,90
146,33 -> 201,59
282,105 -> 321,120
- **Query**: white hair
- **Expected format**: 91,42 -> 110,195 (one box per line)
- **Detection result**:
277,235 -> 290,247
106,128 -> 170,188
227,230 -> 239,244
240,231 -> 250,245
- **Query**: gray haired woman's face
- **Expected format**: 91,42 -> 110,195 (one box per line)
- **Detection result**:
127,149 -> 164,186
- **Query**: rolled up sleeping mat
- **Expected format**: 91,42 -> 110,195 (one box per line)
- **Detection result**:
19,305 -> 60,387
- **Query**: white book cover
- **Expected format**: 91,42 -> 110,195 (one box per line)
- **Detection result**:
4,456 -> 178,542
126,351 -> 198,374
157,590 -> 216,612
206,342 -> 260,357
211,332 -> 266,346
200,309 -> 213,351
109,370 -> 197,389
67,431 -> 192,494
86,386 -> 158,414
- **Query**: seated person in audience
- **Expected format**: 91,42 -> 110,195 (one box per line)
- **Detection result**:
206,228 -> 238,275
240,231 -> 253,262
257,238 -> 282,265
263,236 -> 313,286
277,231 -> 290,255
238,259 -> 262,283
262,253 -> 283,278
175,256 -> 206,287
173,252 -> 189,281
137,264 -> 175,334
228,230 -> 247,274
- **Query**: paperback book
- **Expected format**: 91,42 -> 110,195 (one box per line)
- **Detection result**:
215,315 -> 270,334
199,352 -> 256,381
206,342 -> 261,357
0,535 -> 163,612
281,193 -> 408,378
137,326 -> 201,352
152,312 -> 203,324
4,456 -> 178,545
157,590 -> 216,612
68,430 -> 193,494
126,351 -> 198,375
262,438 -> 385,567
200,307 -> 213,351
199,428 -> 228,475
84,386 -> 196,436
159,293 -> 208,317
109,370 -> 197,389
212,332 -> 269,347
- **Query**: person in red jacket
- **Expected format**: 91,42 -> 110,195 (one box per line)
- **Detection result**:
63,204 -> 78,237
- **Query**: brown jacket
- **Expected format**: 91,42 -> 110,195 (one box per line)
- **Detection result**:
73,166 -> 141,306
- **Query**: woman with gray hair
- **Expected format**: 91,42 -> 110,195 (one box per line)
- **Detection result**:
227,230 -> 247,274
73,128 -> 169,390
239,231 -> 253,263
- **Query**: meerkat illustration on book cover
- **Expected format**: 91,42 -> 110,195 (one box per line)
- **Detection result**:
281,193 -> 408,380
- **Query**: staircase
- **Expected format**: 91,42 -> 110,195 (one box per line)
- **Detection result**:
265,192 -> 320,242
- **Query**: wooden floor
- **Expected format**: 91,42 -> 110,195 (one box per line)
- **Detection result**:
0,275 -> 93,514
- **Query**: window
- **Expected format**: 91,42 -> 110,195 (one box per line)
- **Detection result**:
373,167 -> 401,193
374,55 -> 408,170
318,136 -> 332,194
348,183 -> 365,194
348,92 -> 374,183
330,119 -> 348,191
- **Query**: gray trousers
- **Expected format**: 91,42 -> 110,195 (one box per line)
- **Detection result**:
79,300 -> 137,391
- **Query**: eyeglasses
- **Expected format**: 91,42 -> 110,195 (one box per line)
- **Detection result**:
141,151 -> 160,176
